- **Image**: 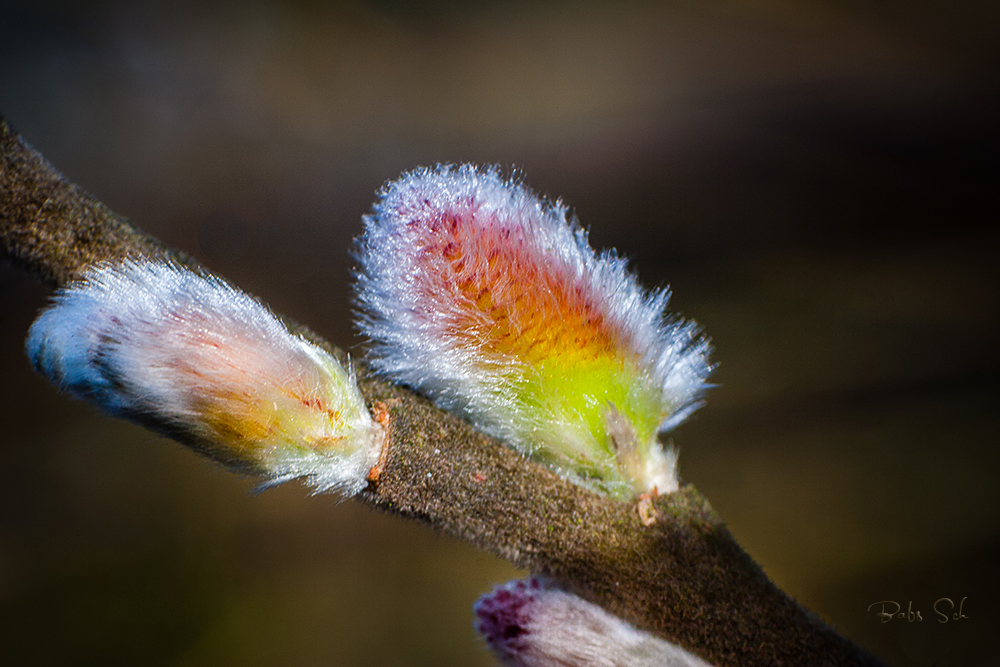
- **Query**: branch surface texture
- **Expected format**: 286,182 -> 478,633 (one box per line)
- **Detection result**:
0,116 -> 883,667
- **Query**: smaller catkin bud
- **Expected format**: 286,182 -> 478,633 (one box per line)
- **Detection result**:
474,577 -> 714,667
26,260 -> 383,495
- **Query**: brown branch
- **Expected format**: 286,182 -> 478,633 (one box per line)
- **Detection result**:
1,116 -> 884,667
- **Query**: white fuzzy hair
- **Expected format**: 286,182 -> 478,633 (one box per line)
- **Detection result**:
26,260 -> 381,495
354,165 -> 711,497
474,577 -> 715,667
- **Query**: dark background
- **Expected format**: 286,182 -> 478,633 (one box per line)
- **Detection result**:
1,1 -> 997,665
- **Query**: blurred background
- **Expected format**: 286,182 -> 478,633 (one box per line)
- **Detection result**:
1,1 -> 997,665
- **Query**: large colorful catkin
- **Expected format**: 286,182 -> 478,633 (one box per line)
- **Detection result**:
354,165 -> 711,499
26,261 -> 384,495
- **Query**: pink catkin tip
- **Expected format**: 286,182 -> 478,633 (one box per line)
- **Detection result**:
473,577 -> 550,656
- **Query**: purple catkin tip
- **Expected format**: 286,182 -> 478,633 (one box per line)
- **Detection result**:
473,577 -> 548,656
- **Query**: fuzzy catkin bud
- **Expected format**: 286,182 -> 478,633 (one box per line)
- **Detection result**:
474,577 -> 714,667
355,165 -> 711,499
26,260 -> 383,495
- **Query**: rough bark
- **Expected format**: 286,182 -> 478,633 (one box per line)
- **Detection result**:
1,116 -> 884,667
